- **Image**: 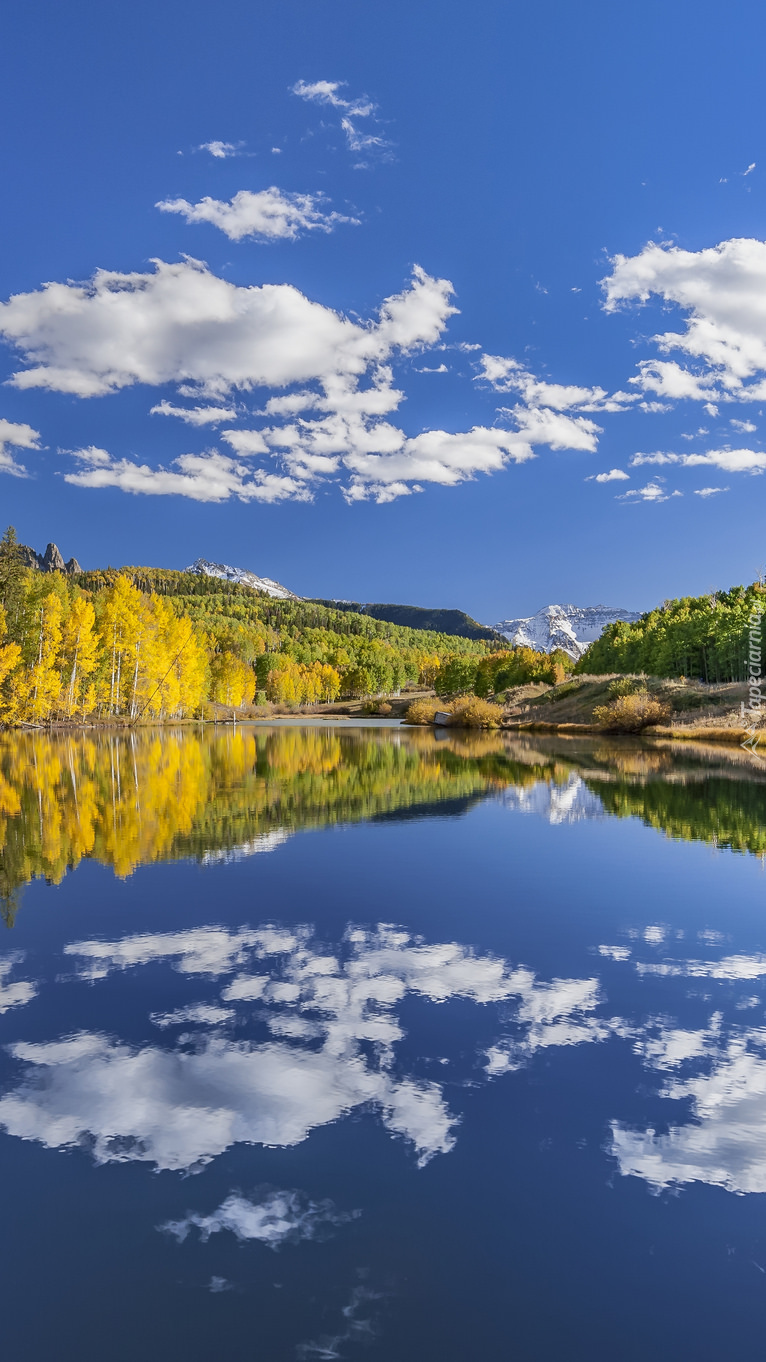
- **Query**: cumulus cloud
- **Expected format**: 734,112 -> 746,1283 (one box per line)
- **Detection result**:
157,188 -> 356,242
604,236 -> 766,402
731,418 -> 757,433
477,354 -> 633,412
0,258 -> 454,399
291,79 -> 391,163
591,468 -> 629,482
694,486 -> 729,497
64,447 -> 312,504
198,141 -> 239,159
0,417 -> 41,477
618,479 -> 682,503
150,400 -> 236,426
631,448 -> 766,475
3,256 -> 601,503
161,1189 -> 355,1248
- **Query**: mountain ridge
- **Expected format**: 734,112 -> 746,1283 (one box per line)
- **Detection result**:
490,603 -> 642,660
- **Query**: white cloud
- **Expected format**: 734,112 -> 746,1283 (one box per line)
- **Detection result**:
0,258 -> 613,503
0,258 -> 453,397
632,448 -> 766,475
0,417 -> 41,477
291,79 -> 390,163
731,418 -> 757,432
157,188 -> 355,242
161,1189 -> 354,1248
64,448 -> 312,504
619,479 -> 681,503
629,359 -> 720,402
150,400 -> 236,426
604,236 -> 766,400
220,429 -> 270,456
592,468 -> 629,482
683,448 -> 766,473
198,141 -> 239,159
477,354 -> 632,412
694,486 -> 729,497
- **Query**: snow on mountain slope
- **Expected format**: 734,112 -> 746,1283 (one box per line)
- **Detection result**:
185,558 -> 299,599
488,603 -> 642,660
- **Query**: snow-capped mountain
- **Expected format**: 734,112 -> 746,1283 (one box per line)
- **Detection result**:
185,558 -> 299,600
488,603 -> 642,660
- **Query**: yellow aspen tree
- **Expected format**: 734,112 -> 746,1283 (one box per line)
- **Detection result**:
98,575 -> 144,715
61,596 -> 100,717
24,592 -> 63,722
0,606 -> 22,721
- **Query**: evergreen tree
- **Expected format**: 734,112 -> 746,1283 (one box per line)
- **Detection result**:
0,526 -> 27,640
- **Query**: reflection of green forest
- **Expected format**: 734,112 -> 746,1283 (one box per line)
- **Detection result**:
2,726 -> 766,924
533,735 -> 766,856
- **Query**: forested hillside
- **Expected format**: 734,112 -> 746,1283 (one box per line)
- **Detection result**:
309,598 -> 504,641
0,530 -> 498,724
577,581 -> 766,682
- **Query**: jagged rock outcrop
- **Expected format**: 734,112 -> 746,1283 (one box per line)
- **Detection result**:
19,542 -> 82,575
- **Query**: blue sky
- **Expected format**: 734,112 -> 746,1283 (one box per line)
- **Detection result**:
2,0 -> 766,621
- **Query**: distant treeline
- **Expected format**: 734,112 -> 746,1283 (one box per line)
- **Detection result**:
577,582 -> 766,682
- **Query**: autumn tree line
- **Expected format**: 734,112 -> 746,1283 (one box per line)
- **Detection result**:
0,529 -> 513,725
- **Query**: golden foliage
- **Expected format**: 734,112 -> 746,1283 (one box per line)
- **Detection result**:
404,695 -> 504,728
447,696 -> 504,728
593,691 -> 671,732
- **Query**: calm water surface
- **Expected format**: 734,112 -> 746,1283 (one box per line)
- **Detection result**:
2,723 -> 766,1360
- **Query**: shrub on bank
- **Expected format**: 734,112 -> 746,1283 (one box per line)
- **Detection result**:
448,696 -> 504,728
404,695 -> 503,728
593,690 -> 670,733
404,698 -> 442,724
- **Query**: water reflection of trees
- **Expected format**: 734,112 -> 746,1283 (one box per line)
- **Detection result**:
3,726 -> 766,923
0,727 -> 521,919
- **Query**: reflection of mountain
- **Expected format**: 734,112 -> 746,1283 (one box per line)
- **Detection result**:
500,772 -> 604,824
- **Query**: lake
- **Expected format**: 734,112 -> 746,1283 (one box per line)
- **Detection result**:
2,722 -> 766,1360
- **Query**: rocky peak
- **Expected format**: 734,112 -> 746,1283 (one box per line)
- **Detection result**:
19,542 -> 82,575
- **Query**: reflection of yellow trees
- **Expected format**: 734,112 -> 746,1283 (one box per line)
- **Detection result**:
5,726 -> 764,922
0,726 -> 512,913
